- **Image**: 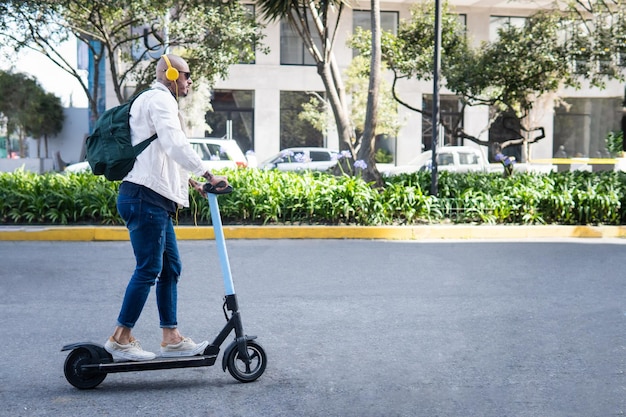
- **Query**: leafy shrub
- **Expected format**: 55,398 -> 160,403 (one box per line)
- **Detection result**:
606,130 -> 624,157
1,168 -> 626,226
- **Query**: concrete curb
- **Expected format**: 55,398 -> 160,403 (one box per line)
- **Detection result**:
1,225 -> 626,241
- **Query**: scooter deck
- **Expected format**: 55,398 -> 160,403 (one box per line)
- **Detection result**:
83,354 -> 218,374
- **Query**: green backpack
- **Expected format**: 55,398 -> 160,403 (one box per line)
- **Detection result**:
85,90 -> 157,181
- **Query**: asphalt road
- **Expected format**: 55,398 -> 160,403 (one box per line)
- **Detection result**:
0,239 -> 624,417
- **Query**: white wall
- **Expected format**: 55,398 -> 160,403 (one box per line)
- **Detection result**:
50,107 -> 90,166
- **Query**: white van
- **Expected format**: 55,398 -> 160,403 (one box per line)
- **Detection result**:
379,146 -> 489,176
65,137 -> 254,173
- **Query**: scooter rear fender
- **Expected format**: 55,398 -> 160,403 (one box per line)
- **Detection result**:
62,342 -> 111,361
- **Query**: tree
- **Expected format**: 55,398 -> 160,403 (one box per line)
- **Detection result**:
256,0 -> 386,184
256,0 -> 353,152
561,0 -> 626,151
352,1 -> 473,155
0,0 -> 267,120
448,11 -> 570,159
0,70 -> 64,158
351,1 -> 626,162
299,56 -> 402,164
345,57 -> 402,157
562,0 -> 626,86
27,92 -> 65,158
357,0 -> 383,185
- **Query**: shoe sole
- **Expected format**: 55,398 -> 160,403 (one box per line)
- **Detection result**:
160,341 -> 209,358
105,345 -> 156,362
107,352 -> 157,362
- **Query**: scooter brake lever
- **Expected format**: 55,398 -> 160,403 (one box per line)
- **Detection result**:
222,299 -> 230,321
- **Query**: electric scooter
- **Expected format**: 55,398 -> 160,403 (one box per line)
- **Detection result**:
62,185 -> 266,389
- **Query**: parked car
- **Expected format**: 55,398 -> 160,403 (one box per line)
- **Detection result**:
260,147 -> 339,172
187,137 -> 253,169
63,161 -> 91,174
64,137 -> 253,174
378,146 -> 489,176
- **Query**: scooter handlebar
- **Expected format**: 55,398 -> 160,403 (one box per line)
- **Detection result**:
202,181 -> 233,195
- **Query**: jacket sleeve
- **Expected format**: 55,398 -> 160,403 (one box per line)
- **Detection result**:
148,90 -> 206,177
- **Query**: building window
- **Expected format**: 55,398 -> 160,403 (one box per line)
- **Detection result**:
240,4 -> 256,64
280,91 -> 325,148
457,14 -> 467,29
280,15 -> 321,65
205,90 -> 255,153
422,95 -> 463,151
488,109 -> 523,162
553,97 -> 622,159
489,16 -> 526,41
352,10 -> 398,57
353,10 -> 398,34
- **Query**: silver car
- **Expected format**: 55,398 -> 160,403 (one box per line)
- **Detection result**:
260,147 -> 339,172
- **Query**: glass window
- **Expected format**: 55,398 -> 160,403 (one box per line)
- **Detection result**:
488,109 -> 522,162
437,153 -> 455,166
280,15 -> 321,65
459,152 -> 478,165
352,10 -> 398,57
353,10 -> 398,35
553,97 -> 622,158
191,143 -> 230,161
205,90 -> 255,153
310,150 -> 331,161
457,14 -> 467,28
240,4 -> 257,64
490,16 -> 526,41
280,91 -> 325,148
422,95 -> 464,150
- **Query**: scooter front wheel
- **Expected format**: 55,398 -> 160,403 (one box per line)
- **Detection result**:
64,348 -> 107,389
226,340 -> 267,383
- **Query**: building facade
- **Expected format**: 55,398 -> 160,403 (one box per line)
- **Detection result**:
209,0 -> 623,166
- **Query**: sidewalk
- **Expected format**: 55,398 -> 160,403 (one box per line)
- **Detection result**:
1,224 -> 626,240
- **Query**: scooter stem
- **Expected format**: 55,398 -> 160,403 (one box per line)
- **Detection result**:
207,193 -> 235,296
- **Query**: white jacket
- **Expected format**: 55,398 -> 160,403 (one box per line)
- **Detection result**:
124,83 -> 206,207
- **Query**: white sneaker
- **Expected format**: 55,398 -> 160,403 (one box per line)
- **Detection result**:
104,337 -> 156,362
160,337 -> 209,358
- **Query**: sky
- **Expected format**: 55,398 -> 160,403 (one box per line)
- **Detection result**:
1,36 -> 88,109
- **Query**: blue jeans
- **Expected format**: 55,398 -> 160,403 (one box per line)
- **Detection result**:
116,193 -> 182,329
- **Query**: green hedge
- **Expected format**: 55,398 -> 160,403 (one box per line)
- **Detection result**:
1,168 -> 625,226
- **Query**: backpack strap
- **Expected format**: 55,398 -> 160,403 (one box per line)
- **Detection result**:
133,133 -> 158,155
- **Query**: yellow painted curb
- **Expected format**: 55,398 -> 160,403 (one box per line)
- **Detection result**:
1,225 -> 626,241
530,158 -> 617,165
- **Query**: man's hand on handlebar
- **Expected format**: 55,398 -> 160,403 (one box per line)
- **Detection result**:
189,172 -> 231,197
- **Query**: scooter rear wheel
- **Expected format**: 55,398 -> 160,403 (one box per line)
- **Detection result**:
64,348 -> 107,389
226,340 -> 267,383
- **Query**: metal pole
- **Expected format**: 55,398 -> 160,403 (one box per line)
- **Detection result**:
622,85 -> 626,155
430,0 -> 442,196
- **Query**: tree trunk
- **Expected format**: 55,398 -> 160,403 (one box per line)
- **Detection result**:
357,0 -> 383,187
318,60 -> 355,156
18,129 -> 25,158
